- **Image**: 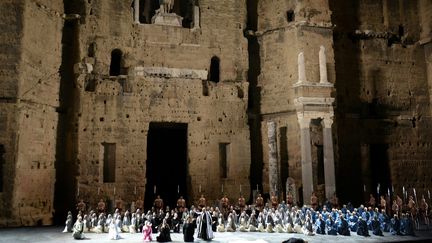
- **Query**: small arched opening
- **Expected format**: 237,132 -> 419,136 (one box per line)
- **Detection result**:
109,49 -> 123,76
287,10 -> 295,22
209,56 -> 220,83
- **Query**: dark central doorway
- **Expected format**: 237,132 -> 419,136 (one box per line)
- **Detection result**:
145,122 -> 188,211
370,144 -> 391,197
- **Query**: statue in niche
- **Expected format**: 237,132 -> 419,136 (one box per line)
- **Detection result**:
152,0 -> 182,26
158,0 -> 174,14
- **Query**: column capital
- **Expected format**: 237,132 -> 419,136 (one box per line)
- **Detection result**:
322,117 -> 334,128
297,115 -> 311,129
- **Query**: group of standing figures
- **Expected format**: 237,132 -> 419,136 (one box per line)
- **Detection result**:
63,195 -> 213,241
64,191 -> 430,241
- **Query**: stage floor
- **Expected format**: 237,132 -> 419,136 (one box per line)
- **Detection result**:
0,226 -> 431,243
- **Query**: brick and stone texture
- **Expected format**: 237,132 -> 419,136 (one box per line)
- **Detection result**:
1,0 -> 432,226
59,0 -> 251,222
331,0 -> 432,203
0,0 -> 62,226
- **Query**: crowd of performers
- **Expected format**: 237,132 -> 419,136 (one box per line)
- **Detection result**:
64,191 -> 430,241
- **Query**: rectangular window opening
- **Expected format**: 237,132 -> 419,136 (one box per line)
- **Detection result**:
103,143 -> 116,183
219,143 -> 229,179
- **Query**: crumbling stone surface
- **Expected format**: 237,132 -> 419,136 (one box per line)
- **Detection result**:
0,0 -> 62,226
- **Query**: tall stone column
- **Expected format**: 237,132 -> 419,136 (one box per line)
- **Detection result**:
322,117 -> 336,200
298,116 -> 313,203
267,121 -> 279,196
134,0 -> 140,24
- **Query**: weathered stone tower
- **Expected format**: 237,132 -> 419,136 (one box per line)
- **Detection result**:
250,0 -> 337,205
1,0 -> 432,227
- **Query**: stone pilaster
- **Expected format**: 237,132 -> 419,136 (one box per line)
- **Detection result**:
267,121 -> 279,196
322,117 -> 336,199
193,6 -> 200,29
134,0 -> 139,24
319,46 -> 329,84
298,115 -> 313,203
297,52 -> 307,83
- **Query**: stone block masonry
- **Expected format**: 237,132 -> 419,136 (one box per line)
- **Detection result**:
1,0 -> 432,227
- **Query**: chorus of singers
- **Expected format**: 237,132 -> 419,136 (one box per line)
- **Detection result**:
64,191 -> 430,241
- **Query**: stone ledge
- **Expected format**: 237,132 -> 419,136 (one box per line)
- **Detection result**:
134,66 -> 208,80
293,81 -> 333,88
294,97 -> 335,105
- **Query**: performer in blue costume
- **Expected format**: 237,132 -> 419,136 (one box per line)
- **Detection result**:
378,209 -> 390,232
326,216 -> 338,235
390,214 -> 402,235
315,214 -> 326,235
401,213 -> 415,236
348,211 -> 358,232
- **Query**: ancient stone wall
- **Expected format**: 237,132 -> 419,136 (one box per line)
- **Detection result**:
0,0 -> 24,226
68,0 -> 251,213
2,0 -> 432,227
255,0 -> 336,203
0,0 -> 63,226
331,0 -> 432,204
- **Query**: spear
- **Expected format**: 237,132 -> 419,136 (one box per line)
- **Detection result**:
413,188 -> 418,205
428,189 -> 430,200
377,183 -> 380,196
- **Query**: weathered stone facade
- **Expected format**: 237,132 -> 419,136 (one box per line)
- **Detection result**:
0,0 -> 432,226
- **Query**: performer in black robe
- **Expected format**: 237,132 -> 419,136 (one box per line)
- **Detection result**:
371,215 -> 383,236
171,213 -> 181,233
337,215 -> 350,236
211,211 -> 218,232
183,215 -> 196,242
356,216 -> 369,236
197,208 -> 214,241
156,219 -> 172,242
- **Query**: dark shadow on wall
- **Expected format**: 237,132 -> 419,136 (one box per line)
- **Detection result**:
329,0 -> 363,205
246,0 -> 263,204
53,0 -> 82,225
